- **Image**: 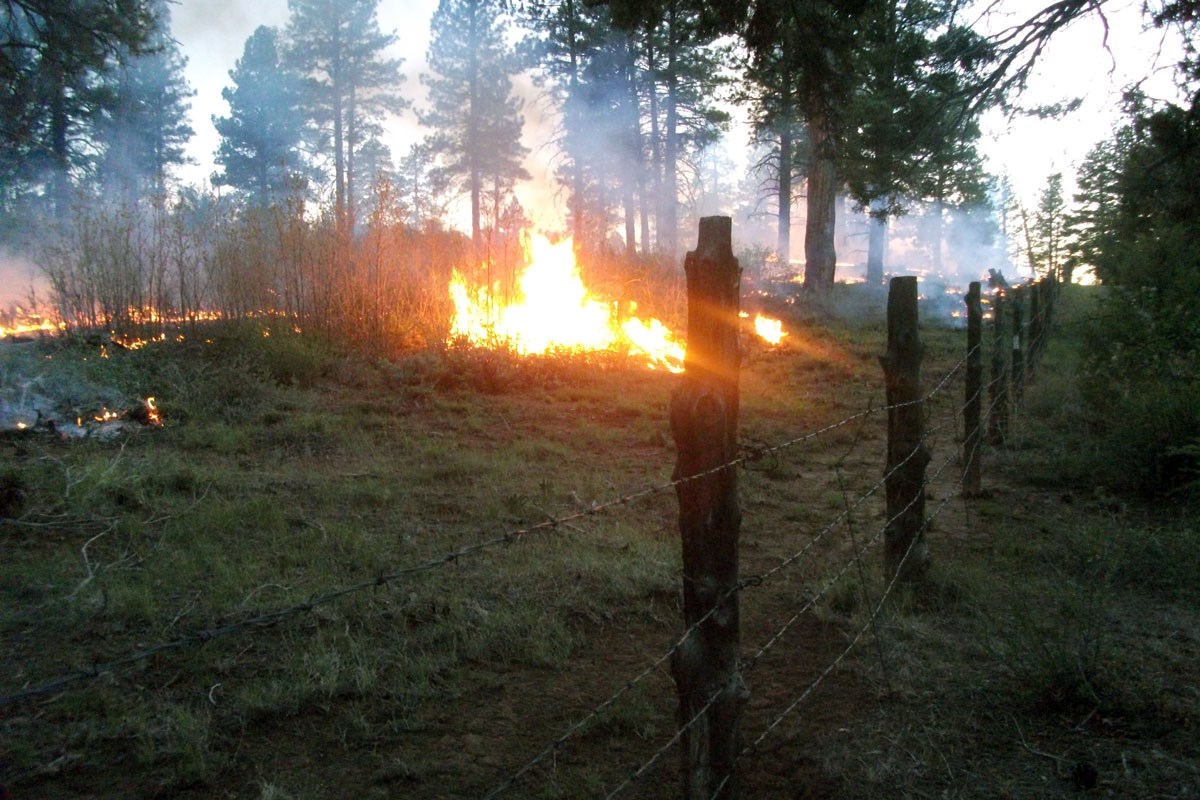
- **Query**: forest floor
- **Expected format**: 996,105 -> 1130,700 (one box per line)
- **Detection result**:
2,286 -> 1197,799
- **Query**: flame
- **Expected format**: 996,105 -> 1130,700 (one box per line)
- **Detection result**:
753,314 -> 786,345
144,396 -> 162,426
0,308 -> 65,339
449,234 -> 685,372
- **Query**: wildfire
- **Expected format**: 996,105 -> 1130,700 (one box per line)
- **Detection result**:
753,314 -> 786,345
0,310 -> 64,339
449,234 -> 686,372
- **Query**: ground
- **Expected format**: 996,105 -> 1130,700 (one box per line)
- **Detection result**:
1,292 -> 1197,799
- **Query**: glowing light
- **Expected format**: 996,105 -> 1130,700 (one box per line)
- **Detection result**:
144,397 -> 162,426
449,234 -> 685,372
753,314 -> 786,345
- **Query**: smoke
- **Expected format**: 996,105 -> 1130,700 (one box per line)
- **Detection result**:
513,70 -> 566,233
0,250 -> 47,310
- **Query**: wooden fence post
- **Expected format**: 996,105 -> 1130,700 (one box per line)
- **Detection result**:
1011,288 -> 1025,404
987,291 -> 1008,444
963,281 -> 983,496
670,216 -> 747,800
879,276 -> 930,581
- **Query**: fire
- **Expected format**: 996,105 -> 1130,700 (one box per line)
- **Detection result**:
144,396 -> 162,426
449,234 -> 685,372
0,309 -> 64,339
753,314 -> 786,345
740,311 -> 787,345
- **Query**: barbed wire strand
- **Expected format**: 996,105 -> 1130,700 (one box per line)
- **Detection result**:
483,423 -> 938,798
2,357 -> 973,709
706,446 -> 968,799
601,436 -> 951,800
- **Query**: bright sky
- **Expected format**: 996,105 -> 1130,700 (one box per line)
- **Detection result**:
973,0 -> 1187,206
166,0 -> 1187,222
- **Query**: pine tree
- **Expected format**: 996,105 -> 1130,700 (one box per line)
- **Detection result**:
520,0 -> 604,247
285,0 -> 407,227
94,0 -> 195,200
422,0 -> 529,254
738,5 -> 809,264
351,133 -> 396,223
0,0 -> 155,221
213,26 -> 308,208
1064,129 -> 1130,284
1029,172 -> 1065,279
840,1 -> 994,284
396,143 -> 449,230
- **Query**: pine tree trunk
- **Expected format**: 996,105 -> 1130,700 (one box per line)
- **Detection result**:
661,0 -> 680,261
777,130 -> 792,263
803,110 -> 837,291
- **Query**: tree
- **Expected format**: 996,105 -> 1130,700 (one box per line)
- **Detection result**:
422,0 -> 529,255
1027,171 -> 1065,279
1063,128 -> 1130,284
93,0 -> 194,200
521,0 -> 608,247
396,143 -> 449,230
213,25 -> 308,208
738,8 -> 808,264
739,0 -> 870,291
1073,12 -> 1200,495
0,0 -> 155,221
648,0 -> 729,257
286,0 -> 407,227
840,2 -> 995,285
351,133 -> 396,223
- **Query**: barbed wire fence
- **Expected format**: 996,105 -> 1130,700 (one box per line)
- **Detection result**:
1,241 -> 1059,798
477,267 -> 1058,799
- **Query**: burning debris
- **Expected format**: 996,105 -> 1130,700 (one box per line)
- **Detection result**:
1,341 -> 163,441
2,392 -> 162,441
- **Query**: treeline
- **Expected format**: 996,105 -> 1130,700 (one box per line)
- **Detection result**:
4,0 -> 1065,286
30,186 -> 481,354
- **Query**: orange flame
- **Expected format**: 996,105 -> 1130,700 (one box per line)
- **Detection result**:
753,314 -> 786,345
144,396 -> 162,426
449,234 -> 685,372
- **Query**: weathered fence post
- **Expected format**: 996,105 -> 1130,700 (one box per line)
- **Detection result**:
670,216 -> 747,800
879,276 -> 930,581
1011,288 -> 1025,404
987,291 -> 1008,444
963,281 -> 983,496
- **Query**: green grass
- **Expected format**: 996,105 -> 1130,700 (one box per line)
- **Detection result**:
2,290 -> 1197,798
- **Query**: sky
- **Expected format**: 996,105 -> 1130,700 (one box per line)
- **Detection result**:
972,0 -> 1187,201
